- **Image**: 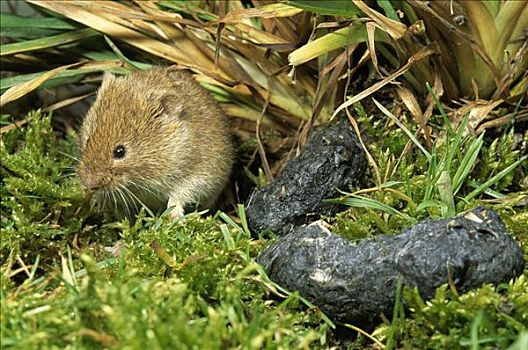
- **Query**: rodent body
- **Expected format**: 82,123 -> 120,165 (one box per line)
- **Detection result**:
77,67 -> 233,218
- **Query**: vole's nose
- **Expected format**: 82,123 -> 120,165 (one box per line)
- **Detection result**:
77,166 -> 104,191
83,176 -> 102,191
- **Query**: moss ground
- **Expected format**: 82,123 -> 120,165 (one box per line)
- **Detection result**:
1,111 -> 527,349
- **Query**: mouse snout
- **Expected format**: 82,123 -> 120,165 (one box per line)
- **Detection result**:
82,175 -> 103,191
77,165 -> 109,191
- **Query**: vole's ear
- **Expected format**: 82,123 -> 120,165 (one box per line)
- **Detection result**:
160,94 -> 187,121
100,72 -> 116,89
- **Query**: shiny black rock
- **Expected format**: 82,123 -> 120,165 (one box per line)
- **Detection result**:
246,117 -> 366,236
257,207 -> 525,326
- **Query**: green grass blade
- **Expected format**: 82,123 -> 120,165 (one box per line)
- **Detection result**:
236,204 -> 252,238
1,65 -> 129,93
377,0 -> 400,21
103,35 -> 143,70
373,98 -> 431,159
467,181 -> 507,199
386,278 -> 405,350
464,155 -> 527,202
289,25 -> 390,66
423,151 -> 438,202
0,12 -> 77,30
426,82 -> 452,134
329,195 -> 411,219
437,171 -> 455,217
452,133 -> 485,195
81,50 -> 153,70
218,211 -> 244,233
1,28 -> 99,56
443,112 -> 472,175
416,199 -> 442,213
220,224 -> 235,251
288,0 -> 361,17
1,27 -> 62,39
471,310 -> 485,350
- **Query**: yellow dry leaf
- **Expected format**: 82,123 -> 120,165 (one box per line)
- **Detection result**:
220,3 -> 302,22
352,0 -> 407,40
0,62 -> 80,107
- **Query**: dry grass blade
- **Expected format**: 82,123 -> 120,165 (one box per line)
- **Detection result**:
452,99 -> 504,134
333,44 -> 439,118
0,62 -> 81,107
26,0 -> 321,136
43,92 -> 94,113
396,86 -> 432,148
352,0 -> 407,39
28,0 -> 213,72
0,119 -> 28,134
220,3 -> 302,21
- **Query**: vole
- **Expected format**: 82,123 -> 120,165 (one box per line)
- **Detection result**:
77,67 -> 234,219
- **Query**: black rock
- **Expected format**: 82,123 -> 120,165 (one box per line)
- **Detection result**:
246,117 -> 366,236
257,207 -> 525,326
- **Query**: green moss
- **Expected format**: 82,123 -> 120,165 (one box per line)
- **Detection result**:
477,129 -> 525,192
396,275 -> 528,349
2,110 -> 527,349
1,111 -> 330,349
0,111 -> 97,264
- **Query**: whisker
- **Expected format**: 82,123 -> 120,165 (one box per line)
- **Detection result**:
110,189 -> 119,216
100,190 -> 108,212
129,180 -> 162,200
120,185 -> 139,215
56,149 -> 80,162
125,185 -> 158,217
120,184 -> 150,215
116,187 -> 131,219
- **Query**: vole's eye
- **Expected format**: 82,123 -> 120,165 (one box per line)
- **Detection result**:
113,145 -> 126,160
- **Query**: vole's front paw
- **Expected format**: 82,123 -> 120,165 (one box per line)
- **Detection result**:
167,196 -> 184,219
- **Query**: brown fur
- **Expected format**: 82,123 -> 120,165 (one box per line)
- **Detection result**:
77,67 -> 233,218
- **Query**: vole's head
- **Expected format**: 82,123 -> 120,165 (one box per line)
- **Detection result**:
77,70 -> 186,207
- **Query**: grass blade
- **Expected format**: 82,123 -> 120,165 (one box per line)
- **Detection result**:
1,62 -> 81,107
1,28 -> 99,56
288,0 -> 361,17
373,98 -> 431,159
329,195 -> 411,220
1,61 -> 128,93
464,155 -> 527,202
452,133 -> 485,195
0,12 -> 77,29
437,170 -> 455,217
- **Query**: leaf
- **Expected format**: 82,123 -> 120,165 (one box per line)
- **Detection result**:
329,195 -> 411,219
0,62 -> 81,107
288,0 -> 361,17
0,12 -> 77,30
352,0 -> 407,39
464,155 -> 527,202
220,3 -> 302,21
1,28 -> 99,56
289,25 -> 389,66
